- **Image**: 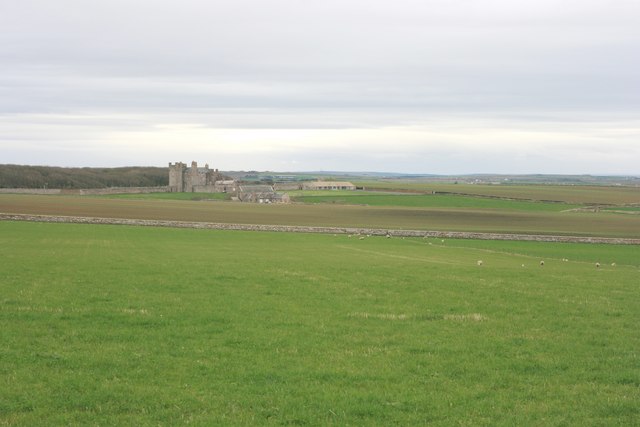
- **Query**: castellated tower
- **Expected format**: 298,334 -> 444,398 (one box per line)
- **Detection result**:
168,160 -> 225,192
168,162 -> 186,192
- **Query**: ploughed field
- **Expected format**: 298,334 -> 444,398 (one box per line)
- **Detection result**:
1,221 -> 639,425
1,191 -> 640,238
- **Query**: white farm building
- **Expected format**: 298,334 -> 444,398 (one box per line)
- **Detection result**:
302,181 -> 356,191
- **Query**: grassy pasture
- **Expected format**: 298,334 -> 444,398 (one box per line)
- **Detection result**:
1,221 -> 639,425
3,193 -> 640,238
100,192 -> 230,201
354,181 -> 640,205
290,191 -> 580,212
602,206 -> 640,213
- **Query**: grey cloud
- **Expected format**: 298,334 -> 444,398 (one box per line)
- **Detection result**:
3,0 -> 638,114
1,0 -> 639,172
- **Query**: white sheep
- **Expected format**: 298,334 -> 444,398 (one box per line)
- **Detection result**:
596,262 -> 600,268
540,261 -> 545,266
477,260 -> 483,266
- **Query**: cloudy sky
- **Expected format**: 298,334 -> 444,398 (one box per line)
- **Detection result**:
1,0 -> 639,174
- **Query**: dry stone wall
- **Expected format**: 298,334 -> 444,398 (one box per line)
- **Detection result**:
0,187 -> 168,195
76,186 -> 168,195
0,188 -> 62,195
2,213 -> 639,245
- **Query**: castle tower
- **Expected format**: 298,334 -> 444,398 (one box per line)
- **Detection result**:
168,162 -> 186,192
188,161 -> 200,192
169,160 -> 223,192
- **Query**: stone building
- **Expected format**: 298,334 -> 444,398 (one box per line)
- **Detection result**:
169,161 -> 232,193
168,161 -> 287,202
237,185 -> 290,203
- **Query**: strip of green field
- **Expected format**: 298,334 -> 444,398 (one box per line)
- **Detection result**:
1,221 -> 638,425
2,194 -> 639,238
99,192 -> 230,201
291,191 -> 580,212
354,181 -> 640,205
602,206 -> 640,213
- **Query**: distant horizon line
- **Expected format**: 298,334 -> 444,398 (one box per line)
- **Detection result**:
1,163 -> 638,179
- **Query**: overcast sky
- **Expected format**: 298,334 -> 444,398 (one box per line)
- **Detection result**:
1,0 -> 639,174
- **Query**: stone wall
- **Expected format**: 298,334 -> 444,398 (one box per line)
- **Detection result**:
2,213 -> 638,245
76,186 -> 169,195
0,188 -> 62,195
0,187 -> 168,195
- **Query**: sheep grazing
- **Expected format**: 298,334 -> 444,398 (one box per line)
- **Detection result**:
522,264 -> 525,268
596,262 -> 600,268
477,260 -> 483,266
539,261 -> 545,266
386,234 -> 391,239
611,262 -> 616,267
359,236 -> 365,240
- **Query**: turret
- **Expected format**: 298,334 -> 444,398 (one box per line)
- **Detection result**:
168,161 -> 186,192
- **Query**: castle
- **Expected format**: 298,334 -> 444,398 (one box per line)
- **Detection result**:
168,160 -> 291,203
168,161 -> 235,193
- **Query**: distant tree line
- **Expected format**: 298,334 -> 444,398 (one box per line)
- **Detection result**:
0,164 -> 168,189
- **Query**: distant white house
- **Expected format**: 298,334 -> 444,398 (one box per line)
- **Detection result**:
302,181 -> 356,191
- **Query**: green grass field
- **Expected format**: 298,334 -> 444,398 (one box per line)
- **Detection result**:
290,191 -> 580,212
353,181 -> 640,205
1,221 -> 639,425
99,192 -> 230,201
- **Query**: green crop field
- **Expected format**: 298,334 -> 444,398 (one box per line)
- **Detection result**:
99,192 -> 230,201
1,221 -> 639,425
353,181 -> 640,205
290,191 -> 581,212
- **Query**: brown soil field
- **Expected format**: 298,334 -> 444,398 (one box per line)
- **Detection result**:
2,194 -> 639,238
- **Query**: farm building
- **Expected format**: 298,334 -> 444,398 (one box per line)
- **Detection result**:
303,181 -> 356,191
237,185 -> 290,203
